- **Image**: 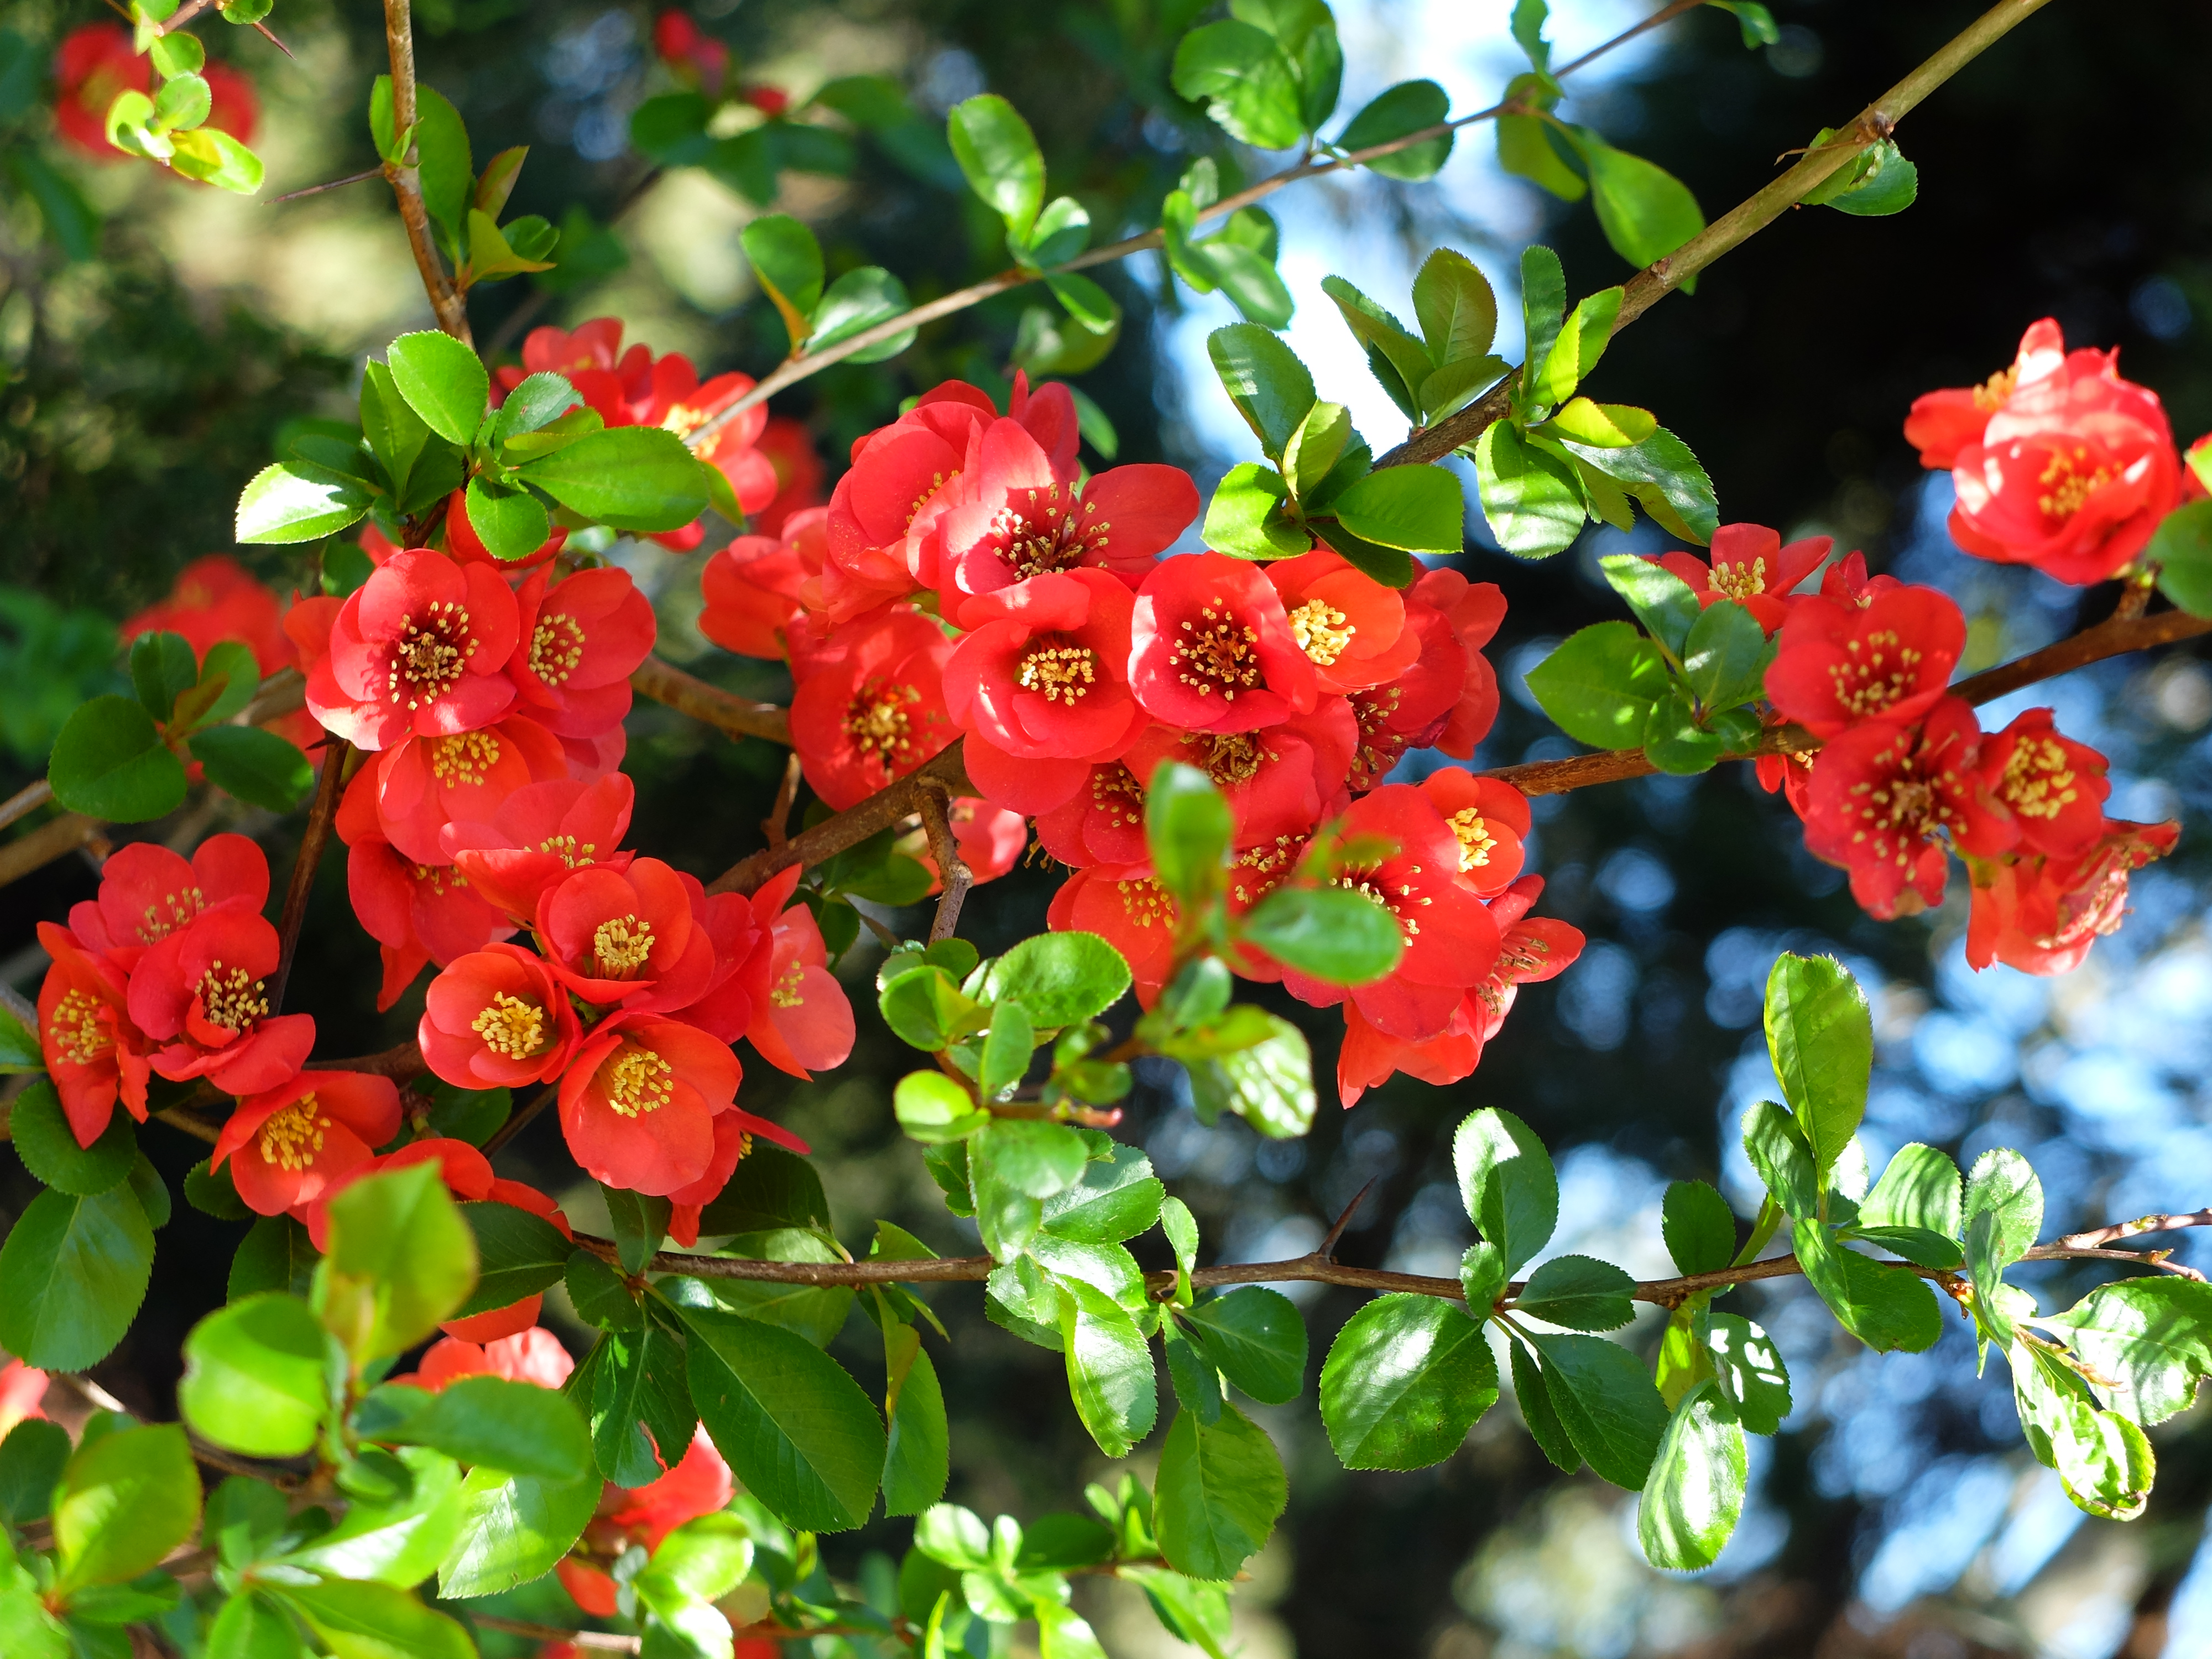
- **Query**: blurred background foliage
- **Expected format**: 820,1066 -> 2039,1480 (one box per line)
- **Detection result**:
5,0 -> 2212,1653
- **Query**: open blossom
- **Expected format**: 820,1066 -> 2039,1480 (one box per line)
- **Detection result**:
1121,704 -> 1357,851
732,868 -> 855,1078
1764,583 -> 1966,739
1930,317 -> 2182,584
35,924 -> 150,1148
558,1014 -> 741,1195
789,608 -> 955,809
1817,550 -> 1901,609
345,837 -> 513,1011
1973,707 -> 2110,858
1346,599 -> 1469,790
66,833 -> 269,971
310,548 -> 521,749
1034,759 -> 1152,869
1262,550 -> 1419,695
443,774 -> 638,922
1416,770 -> 1530,898
401,1327 -> 575,1391
508,566 -> 656,735
365,713 -> 573,867
122,555 -> 293,676
538,857 -> 715,1013
126,901 -> 315,1093
698,507 -> 826,660
1905,319 -> 2067,468
1129,552 -> 1320,734
421,945 -> 585,1089
0,1359 -> 46,1441
1645,524 -> 1832,635
212,1070 -> 401,1217
1047,864 -> 1181,1004
1803,697 -> 1990,919
1965,817 -> 2179,975
1407,570 -> 1505,759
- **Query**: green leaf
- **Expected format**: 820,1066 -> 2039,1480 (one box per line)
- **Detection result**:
1040,1142 -> 1164,1245
1510,1339 -> 1580,1473
2011,1343 -> 2155,1521
635,1510 -> 755,1625
229,1214 -> 319,1301
1521,621 -> 1668,751
1325,463 -> 1465,555
312,1163 -> 478,1363
1705,1312 -> 1790,1434
449,1201 -> 571,1319
973,933 -> 1133,1027
7,1081 -> 136,1196
435,1463 -> 598,1602
1577,133 -> 1705,269
410,85 -> 472,251
1682,597 -> 1773,712
946,94 -> 1045,238
1661,1181 -> 1735,1276
1453,1108 -> 1557,1277
883,1335 -> 949,1517
1740,1100 -> 1818,1222
1546,397 -> 1657,448
1178,1288 -> 1305,1404
1410,246 -> 1496,367
1764,954 -> 1871,1183
1641,687 -> 1725,775
1180,1011 -> 1315,1139
682,1303 -> 885,1531
1173,20 -> 1303,150
706,1229 -> 855,1347
383,331 -> 487,448
1319,1294 -> 1496,1469
188,726 -> 314,813
1636,1381 -> 1745,1570
629,91 -> 713,165
1963,1147 -> 2043,1270
0,1419 -> 71,1526
47,695 -> 188,821
1202,463 -> 1308,561
179,1293 -> 336,1458
1597,550 -> 1700,655
1852,1225 -> 1964,1271
457,475 -> 547,562
1558,426 -> 1719,544
1146,760 -> 1235,909
1793,1220 -> 1942,1353
1499,112 -> 1587,201
1058,1279 -> 1158,1457
1153,1404 -> 1287,1580
1459,1241 -> 1506,1313
1520,244 -> 1568,374
517,426 -> 709,531
697,1142 -> 830,1235
234,458 -> 373,545
1207,322 -> 1317,463
1510,0 -> 1552,68
808,265 -> 916,361
272,1578 -> 474,1659
1240,883 -> 1403,984
1162,1195 -> 1200,1306
280,1444 -> 463,1586
1164,1319 -> 1224,1424
201,1590 -> 304,1659
0,998 -> 39,1073
1712,1 -> 1780,46
1514,1254 -> 1635,1332
733,214 -> 825,351
8,148 -> 100,263
1473,421 -> 1587,557
1319,275 -> 1430,421
1861,1145 -> 1964,1241
0,1185 -> 153,1370
1528,285 -> 1623,409
380,1375 -> 591,1481
2041,1278 -> 2212,1426
1282,399 -> 1351,503
580,1318 -> 695,1486
604,1186 -> 671,1277
893,1071 -> 988,1144
1336,79 -> 1452,179
52,1423 -> 199,1592
1526,1331 -> 1671,1489
168,128 -> 264,194
972,1119 -> 1089,1201
129,630 -> 197,722
2148,498 -> 2212,618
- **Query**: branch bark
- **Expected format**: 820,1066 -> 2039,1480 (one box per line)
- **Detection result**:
269,740 -> 349,1014
707,740 -> 973,896
630,655 -> 790,745
379,0 -> 471,343
919,782 -> 972,943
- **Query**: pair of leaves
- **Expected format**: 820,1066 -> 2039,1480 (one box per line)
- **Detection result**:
1323,248 -> 1510,429
1172,2 -> 1342,151
742,212 -> 918,361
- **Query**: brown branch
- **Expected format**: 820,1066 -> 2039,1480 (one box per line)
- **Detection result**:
0,812 -> 105,887
267,168 -> 382,205
708,740 -> 973,896
154,1105 -> 223,1146
480,1079 -> 557,1157
238,666 -> 306,728
0,779 -> 52,833
630,655 -> 790,745
764,751 -> 803,848
919,782 -> 972,943
379,0 -> 471,343
269,740 -> 348,1014
321,1041 -> 432,1082
2036,1209 -> 2212,1255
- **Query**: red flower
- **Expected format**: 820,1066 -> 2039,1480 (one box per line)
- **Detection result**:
65,832 -> 269,970
752,416 -> 826,538
54,25 -> 144,158
1120,702 -> 1357,849
508,566 -> 656,736
1034,760 -> 1152,869
442,774 -> 638,923
1646,524 -> 1832,635
1903,317 -> 2067,469
1276,786 -> 1501,1041
1345,599 -> 1469,790
1129,552 -> 1319,734
1972,707 -> 2110,859
420,944 -> 585,1089
698,507 -> 826,660
35,924 -> 150,1148
1046,865 -> 1181,1006
898,797 -> 1029,895
1262,550 -> 1420,694
0,1359 -> 46,1441
667,1113 -> 751,1247
1407,569 -> 1506,760
365,714 -> 573,867
1965,817 -> 2180,975
122,555 -> 293,676
126,900 -> 315,1093
1803,698 -> 1991,919
310,548 -> 521,749
788,608 -> 955,810
933,417 -> 1196,619
653,11 -> 729,92
404,1327 -> 576,1391
212,1070 -> 401,1217
734,868 -> 855,1078
1815,550 -> 1900,609
1416,770 -> 1530,898
1940,319 -> 2183,585
1764,585 -> 1966,739
559,1425 -> 734,1614
559,1014 -> 740,1195
444,489 -> 566,572
347,841 -> 514,1011
538,857 -> 716,1013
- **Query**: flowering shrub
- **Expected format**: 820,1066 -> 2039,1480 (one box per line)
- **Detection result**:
5,3 -> 2212,1658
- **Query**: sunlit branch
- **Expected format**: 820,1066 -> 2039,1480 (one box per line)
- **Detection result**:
380,0 -> 472,343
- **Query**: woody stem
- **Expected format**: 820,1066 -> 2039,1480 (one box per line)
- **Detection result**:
379,0 -> 472,343
919,783 -> 973,943
269,739 -> 349,1015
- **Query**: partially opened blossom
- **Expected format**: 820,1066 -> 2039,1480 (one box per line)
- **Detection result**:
35,924 -> 150,1147
1416,771 -> 1531,898
367,714 -> 572,867
898,797 -> 1030,894
1129,552 -> 1319,734
668,1113 -> 752,1247
1407,569 -> 1506,759
1803,698 -> 1990,919
1047,865 -> 1180,1004
507,566 -> 656,735
787,608 -> 955,809
66,833 -> 269,970
698,507 -> 826,660
1764,584 -> 1966,738
653,10 -> 729,91
1972,707 -> 2111,858
558,1015 -> 739,1196
538,857 -> 714,1013
1121,703 -> 1357,850
443,489 -> 567,571
1816,550 -> 1901,608
1965,817 -> 2180,975
310,547 -> 521,749
126,901 -> 314,1093
212,1070 -> 401,1217
1264,549 -> 1418,694
420,944 -> 585,1089
1903,318 -> 2065,468
1646,523 -> 1832,635
121,556 -> 293,675
736,868 -> 856,1078
441,774 -> 637,923
1345,599 -> 1469,789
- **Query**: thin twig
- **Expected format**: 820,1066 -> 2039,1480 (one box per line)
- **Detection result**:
0,779 -> 53,833
379,0 -> 471,342
2038,1209 -> 2212,1254
764,752 -> 803,848
267,168 -> 382,205
708,741 -> 972,896
0,812 -> 105,888
481,1080 -> 559,1157
630,655 -> 790,744
155,1106 -> 223,1146
919,783 -> 972,943
269,740 -> 348,1014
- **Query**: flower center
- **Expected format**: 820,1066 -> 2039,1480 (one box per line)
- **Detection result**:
196,962 -> 267,1034
1198,732 -> 1272,787
910,470 -> 958,528
1972,366 -> 2018,411
1088,762 -> 1145,830
1335,873 -> 1421,942
1114,876 -> 1175,929
2036,446 -> 2116,523
48,989 -> 111,1066
1997,735 -> 2079,821
389,603 -> 476,709
1349,687 -> 1406,789
539,833 -> 598,868
1230,834 -> 1301,908
992,485 -> 1107,579
601,1044 -> 675,1117
1173,602 -> 1264,701
1845,731 -> 1966,861
591,914 -> 656,977
1288,599 -> 1355,665
1018,644 -> 1097,703
258,1094 -> 331,1172
432,732 -> 502,789
770,959 -> 806,1008
844,681 -> 920,766
1448,808 -> 1498,871
135,885 -> 207,945
1825,630 -> 1924,719
471,992 -> 549,1057
1708,557 -> 1768,602
529,612 -> 588,687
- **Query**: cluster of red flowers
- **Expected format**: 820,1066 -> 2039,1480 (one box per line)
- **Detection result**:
1749,547 -> 2175,972
53,24 -> 257,160
700,373 -> 1584,1104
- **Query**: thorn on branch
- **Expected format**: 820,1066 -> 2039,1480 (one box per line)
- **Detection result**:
764,751 -> 802,848
1318,1178 -> 1379,1260
268,169 -> 382,205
